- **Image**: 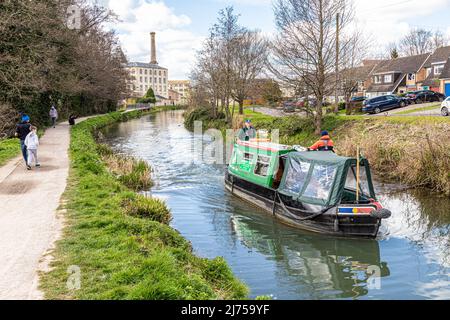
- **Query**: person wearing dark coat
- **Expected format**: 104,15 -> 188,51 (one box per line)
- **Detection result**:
15,115 -> 32,165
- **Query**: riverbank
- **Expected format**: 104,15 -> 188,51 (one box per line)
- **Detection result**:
184,107 -> 450,196
40,108 -> 248,300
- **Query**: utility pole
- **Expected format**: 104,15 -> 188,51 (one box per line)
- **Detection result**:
334,12 -> 340,113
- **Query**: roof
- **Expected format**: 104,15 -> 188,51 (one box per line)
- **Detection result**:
237,140 -> 293,153
127,62 -> 167,70
440,58 -> 450,79
366,74 -> 406,93
289,151 -> 352,165
371,53 -> 430,75
424,46 -> 450,68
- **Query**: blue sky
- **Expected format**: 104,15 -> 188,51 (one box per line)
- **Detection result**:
103,0 -> 450,79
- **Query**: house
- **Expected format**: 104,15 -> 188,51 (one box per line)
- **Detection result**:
418,46 -> 450,92
365,53 -> 430,98
324,60 -> 382,103
440,59 -> 450,97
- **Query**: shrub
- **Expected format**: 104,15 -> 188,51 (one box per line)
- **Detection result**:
103,154 -> 152,191
122,195 -> 172,224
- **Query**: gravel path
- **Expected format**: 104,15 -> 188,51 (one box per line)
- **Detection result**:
0,122 -> 72,300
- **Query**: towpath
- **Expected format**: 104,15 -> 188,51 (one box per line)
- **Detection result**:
0,119 -> 83,299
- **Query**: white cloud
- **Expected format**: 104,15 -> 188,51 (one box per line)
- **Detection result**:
354,0 -> 450,55
107,0 -> 204,79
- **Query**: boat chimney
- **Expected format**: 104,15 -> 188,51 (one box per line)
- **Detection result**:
150,32 -> 158,65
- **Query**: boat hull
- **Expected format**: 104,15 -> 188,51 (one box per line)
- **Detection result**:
225,172 -> 381,238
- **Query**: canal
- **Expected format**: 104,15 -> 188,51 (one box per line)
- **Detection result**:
103,110 -> 450,300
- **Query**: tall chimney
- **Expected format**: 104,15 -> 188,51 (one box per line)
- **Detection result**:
150,32 -> 158,65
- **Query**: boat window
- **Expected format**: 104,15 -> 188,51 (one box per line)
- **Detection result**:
254,155 -> 271,177
345,165 -> 371,196
243,153 -> 254,161
283,159 -> 311,194
303,164 -> 337,201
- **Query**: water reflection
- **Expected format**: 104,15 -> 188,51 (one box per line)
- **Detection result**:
103,110 -> 450,300
230,210 -> 390,299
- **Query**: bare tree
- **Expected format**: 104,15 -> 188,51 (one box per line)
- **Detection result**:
338,30 -> 371,108
231,31 -> 269,115
0,0 -> 129,131
400,28 -> 433,56
269,0 -> 354,133
431,30 -> 449,49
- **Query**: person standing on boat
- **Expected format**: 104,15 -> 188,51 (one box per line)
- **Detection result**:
308,131 -> 334,152
238,120 -> 257,141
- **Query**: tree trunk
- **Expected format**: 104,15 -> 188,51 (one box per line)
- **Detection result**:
239,100 -> 244,115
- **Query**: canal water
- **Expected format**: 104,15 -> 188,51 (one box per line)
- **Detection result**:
103,110 -> 450,300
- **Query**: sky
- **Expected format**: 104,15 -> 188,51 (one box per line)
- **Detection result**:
101,0 -> 450,79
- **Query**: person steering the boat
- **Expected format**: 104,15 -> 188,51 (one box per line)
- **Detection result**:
238,120 -> 257,142
308,131 -> 334,152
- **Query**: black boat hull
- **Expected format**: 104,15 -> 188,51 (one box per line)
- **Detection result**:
225,172 -> 381,238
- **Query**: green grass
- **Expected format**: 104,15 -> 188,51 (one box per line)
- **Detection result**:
395,104 -> 441,115
0,138 -> 21,167
40,109 -> 248,300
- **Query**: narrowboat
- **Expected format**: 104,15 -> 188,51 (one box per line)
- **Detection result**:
225,140 -> 391,238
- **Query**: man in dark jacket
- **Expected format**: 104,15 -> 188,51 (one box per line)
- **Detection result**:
238,120 -> 257,142
15,115 -> 32,166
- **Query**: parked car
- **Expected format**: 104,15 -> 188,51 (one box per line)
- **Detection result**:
441,97 -> 450,116
406,90 -> 446,104
362,95 -> 407,114
351,96 -> 367,102
283,100 -> 296,113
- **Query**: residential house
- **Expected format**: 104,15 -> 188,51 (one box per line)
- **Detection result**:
324,60 -> 381,103
440,59 -> 450,97
418,45 -> 450,92
365,53 -> 430,98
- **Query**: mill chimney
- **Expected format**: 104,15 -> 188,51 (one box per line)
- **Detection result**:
150,32 -> 158,65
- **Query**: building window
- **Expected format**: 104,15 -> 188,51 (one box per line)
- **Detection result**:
374,76 -> 382,84
144,70 -> 147,75
139,69 -> 142,74
154,77 -> 157,83
407,73 -> 415,81
144,77 -> 147,83
426,68 -> 432,77
159,71 -> 162,76
159,78 -> 162,84
163,78 -> 166,84
140,77 -> 143,82
434,65 -> 444,75
384,75 -> 392,83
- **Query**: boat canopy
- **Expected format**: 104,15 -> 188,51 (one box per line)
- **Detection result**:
278,151 -> 375,207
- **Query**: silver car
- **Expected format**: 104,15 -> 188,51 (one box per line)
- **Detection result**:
441,97 -> 450,116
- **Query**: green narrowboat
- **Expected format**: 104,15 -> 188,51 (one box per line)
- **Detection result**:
225,140 -> 391,238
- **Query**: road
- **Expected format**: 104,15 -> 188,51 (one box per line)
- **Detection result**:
0,121 -> 73,299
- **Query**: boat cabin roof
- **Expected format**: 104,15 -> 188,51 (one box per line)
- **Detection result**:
237,140 -> 293,154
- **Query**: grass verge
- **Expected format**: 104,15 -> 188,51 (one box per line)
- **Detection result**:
394,104 -> 441,115
40,108 -> 248,300
0,138 -> 20,167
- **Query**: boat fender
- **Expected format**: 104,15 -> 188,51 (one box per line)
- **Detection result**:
370,209 -> 392,219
